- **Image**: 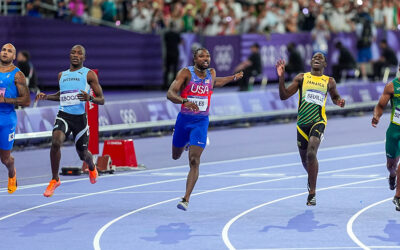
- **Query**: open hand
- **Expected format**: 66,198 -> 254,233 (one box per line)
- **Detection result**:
77,90 -> 90,101
234,71 -> 244,81
276,59 -> 285,77
35,92 -> 47,101
184,101 -> 199,112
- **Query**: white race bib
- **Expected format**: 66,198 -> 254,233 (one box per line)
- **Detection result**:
188,96 -> 208,111
393,108 -> 400,124
60,90 -> 80,106
305,90 -> 325,106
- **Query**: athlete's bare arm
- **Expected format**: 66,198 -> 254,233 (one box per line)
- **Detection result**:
372,82 -> 393,127
167,68 -> 199,111
328,77 -> 345,107
35,72 -> 62,101
0,71 -> 31,107
276,59 -> 302,100
213,69 -> 243,88
77,70 -> 105,105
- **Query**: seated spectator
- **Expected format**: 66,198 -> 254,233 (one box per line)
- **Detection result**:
372,39 -> 398,81
16,50 -> 40,92
101,0 -> 117,22
234,43 -> 262,91
69,0 -> 85,24
332,41 -> 357,83
285,42 -> 304,78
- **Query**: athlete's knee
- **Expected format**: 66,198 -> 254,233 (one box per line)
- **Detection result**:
189,155 -> 200,167
306,150 -> 317,162
1,155 -> 13,166
51,139 -> 62,150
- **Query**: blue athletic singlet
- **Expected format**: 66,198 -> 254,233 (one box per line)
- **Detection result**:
0,67 -> 20,150
173,66 -> 213,149
59,67 -> 90,115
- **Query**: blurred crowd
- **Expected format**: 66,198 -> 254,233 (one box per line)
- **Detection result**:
5,0 -> 400,34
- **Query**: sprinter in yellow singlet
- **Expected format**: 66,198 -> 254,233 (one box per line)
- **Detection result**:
276,52 -> 345,206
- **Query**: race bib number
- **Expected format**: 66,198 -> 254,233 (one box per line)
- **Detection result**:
393,107 -> 400,124
0,87 -> 5,97
60,90 -> 80,106
305,90 -> 325,106
188,96 -> 208,112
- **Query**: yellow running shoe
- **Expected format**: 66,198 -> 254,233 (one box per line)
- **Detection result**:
43,179 -> 61,197
7,170 -> 17,194
89,167 -> 98,184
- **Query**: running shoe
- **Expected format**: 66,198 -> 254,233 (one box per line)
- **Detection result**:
184,143 -> 190,151
43,179 -> 61,197
389,175 -> 396,190
393,196 -> 400,211
177,198 -> 189,211
7,169 -> 17,194
89,167 -> 98,184
306,194 -> 316,206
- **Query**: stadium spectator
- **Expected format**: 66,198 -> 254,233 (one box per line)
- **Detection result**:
69,0 -> 85,24
285,42 -> 304,79
355,8 -> 376,81
16,50 -> 40,92
372,39 -> 398,81
234,43 -> 262,91
163,22 -> 182,90
101,0 -> 117,22
311,19 -> 330,56
332,41 -> 357,83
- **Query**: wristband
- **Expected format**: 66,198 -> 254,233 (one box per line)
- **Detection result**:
233,75 -> 237,81
182,98 -> 188,104
89,96 -> 94,102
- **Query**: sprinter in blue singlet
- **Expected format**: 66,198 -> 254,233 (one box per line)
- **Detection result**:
36,45 -> 105,197
167,48 -> 243,211
0,43 -> 31,194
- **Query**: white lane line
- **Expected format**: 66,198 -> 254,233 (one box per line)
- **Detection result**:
221,177 -> 385,250
92,163 -> 385,250
0,140 -> 384,193
239,247 -> 400,250
0,154 -> 382,224
346,197 -> 393,250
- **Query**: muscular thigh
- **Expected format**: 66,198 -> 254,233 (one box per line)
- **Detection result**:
386,123 -> 400,159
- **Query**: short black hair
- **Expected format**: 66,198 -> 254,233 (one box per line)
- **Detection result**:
193,47 -> 208,58
380,39 -> 388,45
251,43 -> 260,49
19,50 -> 30,61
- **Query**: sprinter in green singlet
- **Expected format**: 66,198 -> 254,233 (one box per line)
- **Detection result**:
372,75 -> 400,211
276,52 -> 345,206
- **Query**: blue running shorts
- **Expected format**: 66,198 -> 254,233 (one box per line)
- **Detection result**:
172,113 -> 209,149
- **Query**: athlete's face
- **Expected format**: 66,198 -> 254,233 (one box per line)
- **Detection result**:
310,53 -> 326,70
70,46 -> 85,67
194,49 -> 210,70
0,44 -> 16,65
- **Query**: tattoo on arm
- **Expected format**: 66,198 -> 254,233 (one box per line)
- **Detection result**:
7,72 -> 30,107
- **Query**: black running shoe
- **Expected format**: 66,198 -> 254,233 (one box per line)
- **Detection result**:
306,194 -> 316,206
393,196 -> 400,211
389,175 -> 396,190
177,198 -> 189,211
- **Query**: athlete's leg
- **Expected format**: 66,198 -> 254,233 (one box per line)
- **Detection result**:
77,149 -> 96,171
298,148 -> 307,171
0,149 -> 15,178
172,145 -> 185,160
50,130 -> 66,181
183,145 -> 204,202
306,136 -> 321,195
396,162 -> 400,197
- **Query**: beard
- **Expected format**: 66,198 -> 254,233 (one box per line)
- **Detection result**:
0,57 -> 13,65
